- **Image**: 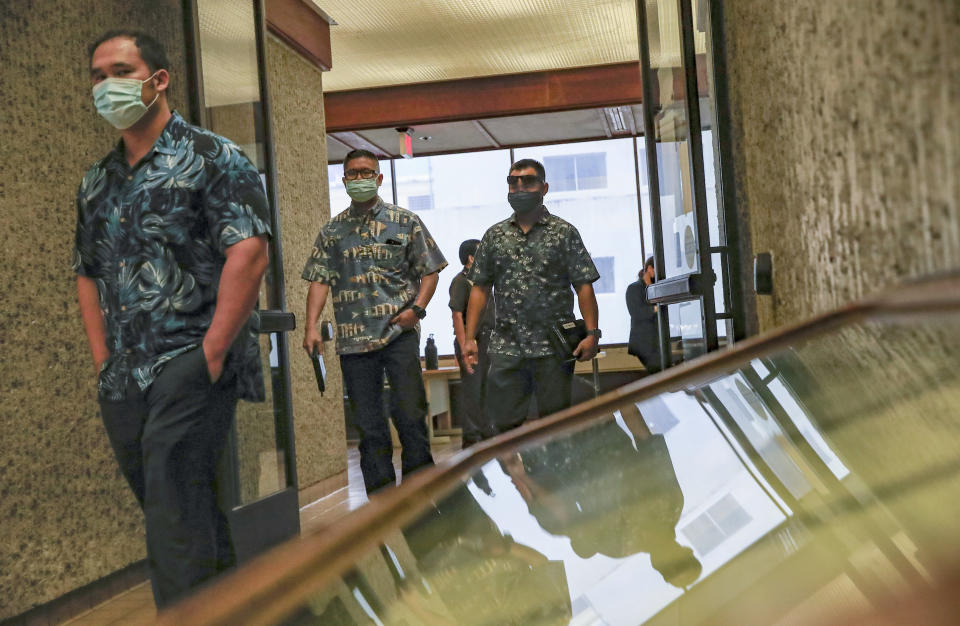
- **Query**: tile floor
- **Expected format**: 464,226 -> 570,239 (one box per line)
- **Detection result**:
60,440 -> 461,625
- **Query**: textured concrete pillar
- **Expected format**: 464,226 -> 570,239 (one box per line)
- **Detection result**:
0,1 -> 187,617
265,35 -> 348,492
721,0 -> 960,331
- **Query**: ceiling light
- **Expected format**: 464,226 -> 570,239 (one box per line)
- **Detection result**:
603,106 -> 630,134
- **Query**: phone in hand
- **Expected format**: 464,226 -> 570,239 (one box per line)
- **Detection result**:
311,346 -> 326,395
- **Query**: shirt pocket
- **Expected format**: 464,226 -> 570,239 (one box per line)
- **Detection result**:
369,242 -> 406,272
535,236 -> 566,276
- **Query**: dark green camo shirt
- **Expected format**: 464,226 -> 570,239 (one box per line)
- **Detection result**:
469,209 -> 599,358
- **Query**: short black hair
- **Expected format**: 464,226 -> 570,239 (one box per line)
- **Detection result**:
640,256 -> 655,279
88,30 -> 170,73
343,149 -> 380,171
459,239 -> 481,265
509,158 -> 546,181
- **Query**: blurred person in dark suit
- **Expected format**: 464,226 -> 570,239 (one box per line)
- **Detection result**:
627,256 -> 662,374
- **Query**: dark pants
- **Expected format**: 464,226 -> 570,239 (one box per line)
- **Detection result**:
98,347 -> 237,609
340,331 -> 434,493
484,353 -> 575,437
454,331 -> 493,446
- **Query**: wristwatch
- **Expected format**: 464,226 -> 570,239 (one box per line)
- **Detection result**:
411,305 -> 427,320
585,328 -> 602,339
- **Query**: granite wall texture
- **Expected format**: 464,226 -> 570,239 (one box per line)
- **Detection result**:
0,1 -> 187,617
721,0 -> 960,331
265,35 -> 347,489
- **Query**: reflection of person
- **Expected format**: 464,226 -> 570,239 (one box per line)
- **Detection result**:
449,239 -> 495,446
302,149 -> 447,494
402,479 -> 572,624
74,31 -> 272,607
627,256 -> 662,373
463,159 -> 601,436
504,408 -> 702,589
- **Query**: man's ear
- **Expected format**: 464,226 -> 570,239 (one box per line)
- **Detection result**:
153,69 -> 170,94
542,181 -> 549,196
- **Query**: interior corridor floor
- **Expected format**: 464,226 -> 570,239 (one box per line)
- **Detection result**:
59,439 -> 462,625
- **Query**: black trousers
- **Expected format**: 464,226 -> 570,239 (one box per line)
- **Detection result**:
98,347 -> 237,609
484,353 -> 575,437
454,331 -> 493,446
340,331 -> 434,493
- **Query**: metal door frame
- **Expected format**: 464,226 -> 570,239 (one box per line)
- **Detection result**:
635,0 -> 746,367
183,0 -> 300,563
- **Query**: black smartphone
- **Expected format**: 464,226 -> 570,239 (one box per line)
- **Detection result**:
311,347 -> 326,395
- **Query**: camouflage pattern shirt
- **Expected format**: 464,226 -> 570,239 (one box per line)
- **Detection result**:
469,209 -> 599,358
73,112 -> 272,402
302,197 -> 447,354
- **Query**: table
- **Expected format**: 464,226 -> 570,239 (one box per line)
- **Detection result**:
389,366 -> 461,447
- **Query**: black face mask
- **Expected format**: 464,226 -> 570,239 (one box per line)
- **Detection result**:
507,191 -> 543,215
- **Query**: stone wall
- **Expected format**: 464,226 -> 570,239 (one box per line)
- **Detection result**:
0,1 -> 187,617
265,35 -> 347,490
721,0 -> 960,331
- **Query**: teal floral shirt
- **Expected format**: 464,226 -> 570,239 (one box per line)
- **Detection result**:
72,112 -> 272,401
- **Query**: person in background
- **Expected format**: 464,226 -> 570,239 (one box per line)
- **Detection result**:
449,239 -> 495,447
302,149 -> 447,494
74,30 -> 271,608
626,256 -> 662,373
462,159 -> 600,437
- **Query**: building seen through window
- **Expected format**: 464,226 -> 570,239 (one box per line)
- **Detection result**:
544,152 -> 608,191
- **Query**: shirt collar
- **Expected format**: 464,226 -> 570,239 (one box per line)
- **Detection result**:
348,196 -> 384,218
105,111 -> 184,166
509,206 -> 551,228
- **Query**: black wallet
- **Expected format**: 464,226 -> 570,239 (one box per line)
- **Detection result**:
550,319 -> 587,361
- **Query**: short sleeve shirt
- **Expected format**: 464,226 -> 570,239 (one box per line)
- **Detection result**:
302,198 -> 447,354
469,209 -> 599,358
448,270 -> 495,336
72,112 -> 272,402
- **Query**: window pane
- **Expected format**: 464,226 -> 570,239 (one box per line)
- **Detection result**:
408,194 -> 433,211
637,140 -> 654,261
394,150 -> 513,355
592,257 -> 616,294
327,160 -> 394,210
575,153 -> 607,190
667,300 -> 706,364
542,155 -> 576,192
515,139 -> 643,346
646,0 -> 701,279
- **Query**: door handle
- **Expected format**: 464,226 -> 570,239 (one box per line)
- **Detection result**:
259,310 -> 296,333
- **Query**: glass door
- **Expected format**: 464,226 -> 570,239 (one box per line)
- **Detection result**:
185,0 -> 299,562
636,0 -> 744,367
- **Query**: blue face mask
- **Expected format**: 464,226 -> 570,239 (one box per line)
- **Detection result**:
92,72 -> 159,130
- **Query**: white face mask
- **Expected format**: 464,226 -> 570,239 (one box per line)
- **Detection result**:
92,72 -> 159,129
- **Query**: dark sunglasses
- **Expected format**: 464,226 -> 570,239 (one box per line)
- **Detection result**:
506,174 -> 544,187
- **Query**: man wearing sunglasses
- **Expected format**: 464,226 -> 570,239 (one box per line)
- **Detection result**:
302,149 -> 447,494
462,159 -> 600,437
